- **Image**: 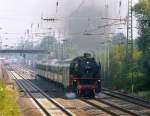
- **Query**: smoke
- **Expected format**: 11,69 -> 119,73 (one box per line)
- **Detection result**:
65,92 -> 76,99
50,0 -> 128,53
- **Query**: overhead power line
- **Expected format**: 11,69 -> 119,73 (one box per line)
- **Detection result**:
69,0 -> 86,17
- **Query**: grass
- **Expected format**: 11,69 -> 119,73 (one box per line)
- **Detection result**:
0,81 -> 21,116
135,90 -> 150,100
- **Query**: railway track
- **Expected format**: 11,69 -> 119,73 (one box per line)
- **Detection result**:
9,70 -> 75,116
82,93 -> 150,116
96,88 -> 150,116
8,66 -> 113,116
82,99 -> 139,116
13,66 -> 112,116
10,65 -> 150,116
102,88 -> 150,108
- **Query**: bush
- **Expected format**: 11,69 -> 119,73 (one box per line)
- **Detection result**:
0,81 -> 21,116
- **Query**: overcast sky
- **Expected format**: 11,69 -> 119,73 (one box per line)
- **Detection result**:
0,0 -> 139,47
0,0 -> 57,47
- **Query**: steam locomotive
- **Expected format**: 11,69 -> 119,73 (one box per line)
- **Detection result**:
36,53 -> 101,98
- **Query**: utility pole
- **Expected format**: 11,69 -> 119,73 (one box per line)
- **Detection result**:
126,0 -> 134,93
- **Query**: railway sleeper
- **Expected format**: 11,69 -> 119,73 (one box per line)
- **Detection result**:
21,90 -> 40,93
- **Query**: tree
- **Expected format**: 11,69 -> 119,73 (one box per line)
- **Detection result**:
109,44 -> 129,90
38,36 -> 57,51
35,36 -> 58,60
134,0 -> 150,89
111,33 -> 126,45
106,32 -> 144,92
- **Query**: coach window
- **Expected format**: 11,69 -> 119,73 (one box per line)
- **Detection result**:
48,66 -> 51,71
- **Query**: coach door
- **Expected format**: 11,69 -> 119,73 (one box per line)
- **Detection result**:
64,66 -> 70,88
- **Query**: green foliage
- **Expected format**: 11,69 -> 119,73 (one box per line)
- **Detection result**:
133,0 -> 150,91
107,0 -> 150,93
35,36 -> 79,60
108,44 -> 146,92
38,36 -> 57,50
111,33 -> 126,45
109,45 -> 128,89
0,81 -> 21,116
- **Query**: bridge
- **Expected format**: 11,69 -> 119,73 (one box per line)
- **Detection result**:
0,49 -> 49,54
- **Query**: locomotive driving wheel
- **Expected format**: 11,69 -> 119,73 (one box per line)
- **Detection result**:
77,89 -> 81,97
88,90 -> 95,98
95,81 -> 101,93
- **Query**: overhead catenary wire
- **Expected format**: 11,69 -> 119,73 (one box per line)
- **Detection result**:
68,0 -> 86,17
33,0 -> 129,44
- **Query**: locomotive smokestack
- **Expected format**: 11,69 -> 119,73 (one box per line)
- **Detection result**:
83,53 -> 91,58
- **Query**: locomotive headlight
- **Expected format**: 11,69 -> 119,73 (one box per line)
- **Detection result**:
98,80 -> 101,82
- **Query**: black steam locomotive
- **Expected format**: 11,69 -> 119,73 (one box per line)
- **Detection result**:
36,53 -> 101,98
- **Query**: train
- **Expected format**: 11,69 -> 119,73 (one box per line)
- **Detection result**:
35,53 -> 101,98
